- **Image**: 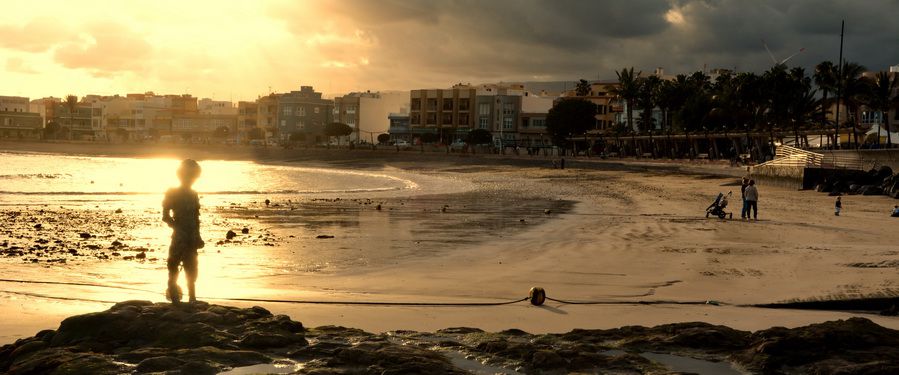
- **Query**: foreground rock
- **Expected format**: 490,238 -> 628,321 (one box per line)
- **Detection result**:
1,302 -> 897,374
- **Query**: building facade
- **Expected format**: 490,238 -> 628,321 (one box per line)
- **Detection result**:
0,96 -> 43,139
409,85 -> 476,141
334,91 -> 408,142
275,86 -> 333,141
387,112 -> 411,142
237,101 -> 259,140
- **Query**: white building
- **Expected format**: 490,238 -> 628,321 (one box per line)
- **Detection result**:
333,91 -> 408,142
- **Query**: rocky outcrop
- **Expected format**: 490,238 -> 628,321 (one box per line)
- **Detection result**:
1,302 -> 897,374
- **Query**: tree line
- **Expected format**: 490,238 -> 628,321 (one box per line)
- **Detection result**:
547,61 -> 899,155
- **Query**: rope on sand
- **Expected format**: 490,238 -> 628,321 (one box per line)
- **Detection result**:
0,279 -> 728,308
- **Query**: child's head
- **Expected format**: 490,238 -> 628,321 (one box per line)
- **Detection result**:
177,159 -> 201,186
837,197 -> 841,201
749,179 -> 755,186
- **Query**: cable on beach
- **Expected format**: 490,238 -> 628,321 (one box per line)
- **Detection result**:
0,279 -> 730,308
204,296 -> 531,307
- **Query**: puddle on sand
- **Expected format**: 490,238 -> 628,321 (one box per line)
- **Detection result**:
218,359 -> 303,375
604,350 -> 746,375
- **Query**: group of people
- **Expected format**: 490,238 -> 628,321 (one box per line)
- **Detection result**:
739,175 -> 899,219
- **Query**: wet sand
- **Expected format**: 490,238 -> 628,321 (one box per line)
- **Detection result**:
2,141 -> 898,344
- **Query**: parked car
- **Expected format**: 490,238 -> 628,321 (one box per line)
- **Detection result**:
394,140 -> 412,150
450,139 -> 467,151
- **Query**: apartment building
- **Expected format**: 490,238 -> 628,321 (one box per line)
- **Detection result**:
0,96 -> 42,139
409,84 -> 555,144
237,101 -> 259,140
409,85 -> 476,141
333,91 -> 408,142
558,80 -> 621,132
275,86 -> 333,141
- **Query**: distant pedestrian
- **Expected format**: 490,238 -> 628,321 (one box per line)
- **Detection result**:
740,177 -> 749,219
744,179 -> 759,220
835,197 -> 842,216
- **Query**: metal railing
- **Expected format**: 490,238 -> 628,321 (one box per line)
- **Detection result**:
755,145 -> 875,171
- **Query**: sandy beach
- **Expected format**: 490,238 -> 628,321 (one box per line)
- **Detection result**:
2,140 -> 898,345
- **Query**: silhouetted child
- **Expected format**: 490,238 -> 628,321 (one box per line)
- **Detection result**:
835,197 -> 842,216
162,159 -> 204,303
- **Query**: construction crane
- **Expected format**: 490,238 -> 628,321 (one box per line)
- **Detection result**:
762,39 -> 805,66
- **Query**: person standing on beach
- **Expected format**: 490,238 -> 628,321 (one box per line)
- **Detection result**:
162,159 -> 204,303
835,197 -> 842,216
740,177 -> 749,219
744,179 -> 759,220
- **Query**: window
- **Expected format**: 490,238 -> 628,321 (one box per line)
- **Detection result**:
532,119 -> 545,127
426,113 -> 436,125
442,113 -> 453,125
314,107 -> 320,114
503,117 -> 513,129
521,119 -> 528,128
503,103 -> 514,116
458,113 -> 469,124
427,98 -> 438,111
411,98 -> 421,110
411,113 -> 421,124
479,117 -> 488,129
283,107 -> 291,116
442,98 -> 453,111
298,107 -> 306,116
346,105 -> 356,113
458,100 -> 469,111
479,103 -> 489,116
280,119 -> 287,128
298,121 -> 305,130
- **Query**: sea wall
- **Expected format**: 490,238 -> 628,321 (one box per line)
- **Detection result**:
824,149 -> 899,170
750,164 -> 804,189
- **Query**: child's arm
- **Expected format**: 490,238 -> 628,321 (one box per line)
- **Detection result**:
162,190 -> 175,227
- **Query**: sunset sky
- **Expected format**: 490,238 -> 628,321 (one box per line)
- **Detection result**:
1,0 -> 897,101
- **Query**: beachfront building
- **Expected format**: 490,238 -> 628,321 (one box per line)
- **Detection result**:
409,85 -> 476,142
237,101 -> 259,141
333,91 -> 408,143
559,81 -> 621,133
52,100 -> 98,140
171,113 -> 238,142
255,94 -> 279,140
409,84 -> 556,146
199,98 -> 237,116
0,96 -> 43,139
387,112 -> 411,142
28,97 -> 61,127
273,86 -> 333,142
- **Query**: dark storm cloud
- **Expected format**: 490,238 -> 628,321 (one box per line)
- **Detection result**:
276,0 -> 899,88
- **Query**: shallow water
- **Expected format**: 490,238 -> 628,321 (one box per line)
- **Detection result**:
0,151 -> 416,203
0,151 -> 569,305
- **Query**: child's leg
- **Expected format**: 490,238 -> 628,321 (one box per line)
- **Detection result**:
166,256 -> 182,302
183,251 -> 199,302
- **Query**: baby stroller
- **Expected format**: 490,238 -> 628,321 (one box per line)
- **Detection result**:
705,192 -> 733,219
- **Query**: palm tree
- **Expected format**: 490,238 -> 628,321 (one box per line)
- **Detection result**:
575,79 -> 591,96
869,71 -> 898,147
64,95 -> 78,141
814,61 -> 837,133
838,62 -> 870,148
636,75 -> 662,156
612,67 -> 641,135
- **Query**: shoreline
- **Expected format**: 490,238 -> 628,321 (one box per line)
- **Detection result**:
3,140 -> 899,345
